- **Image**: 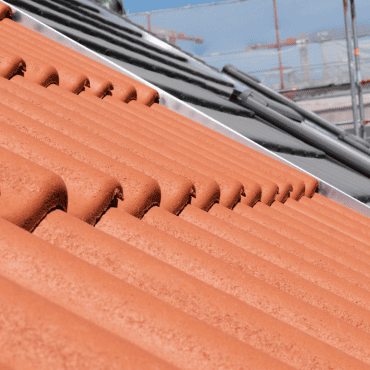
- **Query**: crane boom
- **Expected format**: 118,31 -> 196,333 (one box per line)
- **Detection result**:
128,0 -> 250,17
202,24 -> 370,57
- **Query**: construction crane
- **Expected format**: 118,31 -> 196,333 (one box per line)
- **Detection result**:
203,24 -> 370,89
128,0 -> 250,33
138,24 -> 203,46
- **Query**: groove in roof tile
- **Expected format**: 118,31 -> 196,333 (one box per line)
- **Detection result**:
0,146 -> 67,231
34,208 -> 369,370
0,215 -> 291,370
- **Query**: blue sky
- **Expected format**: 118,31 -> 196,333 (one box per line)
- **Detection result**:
124,0 -> 370,79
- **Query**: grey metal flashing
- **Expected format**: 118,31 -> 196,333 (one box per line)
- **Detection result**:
5,1 -> 370,217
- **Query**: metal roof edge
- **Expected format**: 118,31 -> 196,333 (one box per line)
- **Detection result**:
5,0 -> 370,217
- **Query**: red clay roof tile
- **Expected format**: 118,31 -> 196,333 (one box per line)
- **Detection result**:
0,43 -> 60,87
1,18 -> 153,104
33,208 -> 370,370
8,76 -> 220,212
151,102 -> 319,197
0,146 -> 67,231
254,201 -> 370,274
0,215 -> 291,370
271,199 -> 370,253
0,120 -> 122,224
0,47 -> 25,79
0,2 -> 11,20
285,198 -> 370,245
2,3 -> 370,368
0,226 -> 176,370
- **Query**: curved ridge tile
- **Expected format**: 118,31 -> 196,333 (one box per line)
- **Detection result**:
0,47 -> 25,79
151,103 -> 319,197
0,100 -> 163,219
108,98 -> 282,204
0,28 -> 117,95
0,2 -> 11,20
7,77 -> 215,213
0,78 -> 196,216
0,146 -> 67,231
2,19 -> 155,104
79,94 -> 242,208
0,122 -> 122,224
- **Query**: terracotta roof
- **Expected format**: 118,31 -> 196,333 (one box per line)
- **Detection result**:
12,0 -> 370,202
2,2 -> 370,369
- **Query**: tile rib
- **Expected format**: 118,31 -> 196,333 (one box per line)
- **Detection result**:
0,30 -> 114,95
0,217 -> 292,370
8,76 -> 220,212
0,276 -> 176,370
0,147 -> 67,231
312,193 -> 370,227
272,200 -> 370,256
150,102 -> 319,196
0,79 -> 197,216
232,202 -> 370,282
142,207 -> 370,363
253,201 -> 370,270
184,204 -> 370,311
0,121 -> 122,224
286,198 -> 370,245
33,208 -> 369,370
2,19 -> 155,104
109,97 -> 292,203
300,195 -> 370,238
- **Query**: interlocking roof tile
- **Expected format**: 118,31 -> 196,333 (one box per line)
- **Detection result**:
2,2 -> 370,369
13,0 -> 370,201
